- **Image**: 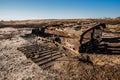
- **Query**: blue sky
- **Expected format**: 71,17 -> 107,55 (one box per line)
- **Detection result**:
0,0 -> 120,20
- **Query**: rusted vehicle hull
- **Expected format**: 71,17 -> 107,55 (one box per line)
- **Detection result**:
31,23 -> 106,54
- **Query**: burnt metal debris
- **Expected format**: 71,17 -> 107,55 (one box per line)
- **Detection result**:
17,22 -> 120,70
31,23 -> 106,54
79,23 -> 106,53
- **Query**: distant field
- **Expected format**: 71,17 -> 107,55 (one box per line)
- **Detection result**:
0,18 -> 120,27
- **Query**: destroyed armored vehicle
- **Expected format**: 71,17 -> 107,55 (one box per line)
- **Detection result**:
32,23 -> 106,54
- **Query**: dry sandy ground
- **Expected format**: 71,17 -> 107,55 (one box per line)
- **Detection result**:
0,28 -> 55,80
0,27 -> 120,80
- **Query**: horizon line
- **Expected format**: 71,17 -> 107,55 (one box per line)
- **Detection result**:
0,17 -> 119,21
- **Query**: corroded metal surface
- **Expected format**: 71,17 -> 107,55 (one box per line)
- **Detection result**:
31,23 -> 106,53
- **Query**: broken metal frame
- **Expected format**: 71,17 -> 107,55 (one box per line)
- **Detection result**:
79,23 -> 106,53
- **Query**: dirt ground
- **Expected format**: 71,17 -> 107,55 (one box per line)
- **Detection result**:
0,28 -> 56,80
0,20 -> 120,80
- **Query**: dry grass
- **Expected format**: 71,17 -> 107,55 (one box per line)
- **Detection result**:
0,18 -> 120,26
107,24 -> 120,32
0,18 -> 120,80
